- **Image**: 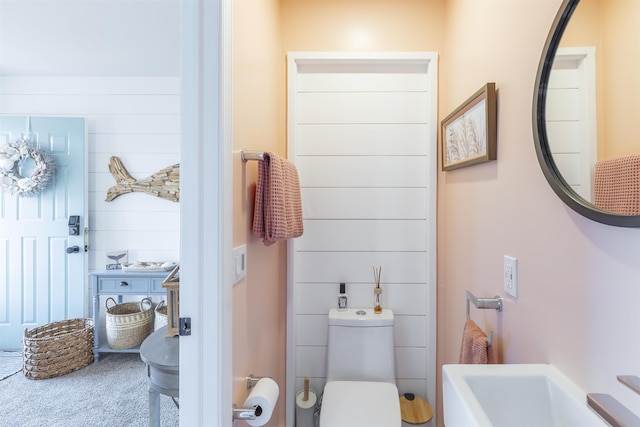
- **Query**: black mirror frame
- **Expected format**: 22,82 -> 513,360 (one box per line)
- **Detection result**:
533,0 -> 640,227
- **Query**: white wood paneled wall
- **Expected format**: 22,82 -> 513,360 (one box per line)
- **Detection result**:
0,77 -> 181,271
287,53 -> 437,426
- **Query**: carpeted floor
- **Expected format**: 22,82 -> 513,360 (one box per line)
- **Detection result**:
0,353 -> 178,427
0,352 -> 22,381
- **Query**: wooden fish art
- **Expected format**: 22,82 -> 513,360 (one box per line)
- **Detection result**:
105,156 -> 180,202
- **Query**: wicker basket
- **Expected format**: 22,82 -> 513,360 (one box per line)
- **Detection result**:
105,297 -> 153,349
23,318 -> 94,380
154,300 -> 168,331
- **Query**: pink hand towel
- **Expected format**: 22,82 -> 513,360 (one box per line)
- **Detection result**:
252,152 -> 304,246
459,319 -> 496,364
594,154 -> 640,215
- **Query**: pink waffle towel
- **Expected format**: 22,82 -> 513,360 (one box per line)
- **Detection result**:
252,152 -> 303,246
459,319 -> 497,364
594,154 -> 640,215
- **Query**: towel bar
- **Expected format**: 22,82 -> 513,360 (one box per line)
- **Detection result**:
241,149 -> 265,162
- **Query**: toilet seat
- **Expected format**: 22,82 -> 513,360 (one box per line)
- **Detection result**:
319,381 -> 401,427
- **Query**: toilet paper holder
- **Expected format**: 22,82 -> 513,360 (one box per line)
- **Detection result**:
246,373 -> 270,390
231,374 -> 272,422
232,404 -> 261,421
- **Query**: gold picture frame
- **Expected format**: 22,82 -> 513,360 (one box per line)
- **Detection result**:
441,82 -> 497,171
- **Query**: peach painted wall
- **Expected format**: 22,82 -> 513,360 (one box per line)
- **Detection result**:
437,1 -> 640,425
600,0 -> 640,158
232,1 -> 287,426
280,0 -> 445,52
561,0 -> 640,159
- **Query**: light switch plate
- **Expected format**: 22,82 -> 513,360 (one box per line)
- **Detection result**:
233,244 -> 247,284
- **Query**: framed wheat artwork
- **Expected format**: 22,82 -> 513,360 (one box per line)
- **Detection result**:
441,82 -> 497,171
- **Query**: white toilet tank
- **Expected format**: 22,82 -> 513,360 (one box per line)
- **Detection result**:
326,308 -> 396,384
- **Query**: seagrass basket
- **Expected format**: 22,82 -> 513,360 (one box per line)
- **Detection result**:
154,300 -> 168,331
23,318 -> 94,380
105,297 -> 153,349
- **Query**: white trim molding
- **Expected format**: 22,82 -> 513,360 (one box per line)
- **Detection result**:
179,1 -> 233,425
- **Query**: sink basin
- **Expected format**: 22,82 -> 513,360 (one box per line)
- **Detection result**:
442,364 -> 606,427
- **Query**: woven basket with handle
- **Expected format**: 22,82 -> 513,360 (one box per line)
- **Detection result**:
105,297 -> 153,349
154,300 -> 168,331
23,318 -> 94,380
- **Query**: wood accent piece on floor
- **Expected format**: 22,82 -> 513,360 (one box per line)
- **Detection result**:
399,393 -> 433,425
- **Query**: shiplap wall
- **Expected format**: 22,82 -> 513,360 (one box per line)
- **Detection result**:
0,76 -> 181,271
287,53 -> 437,426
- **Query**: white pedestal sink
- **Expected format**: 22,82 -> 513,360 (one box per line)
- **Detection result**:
442,364 -> 607,427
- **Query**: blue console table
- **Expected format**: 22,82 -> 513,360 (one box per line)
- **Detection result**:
89,270 -> 168,361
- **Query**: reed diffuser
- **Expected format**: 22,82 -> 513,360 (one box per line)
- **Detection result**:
373,265 -> 382,314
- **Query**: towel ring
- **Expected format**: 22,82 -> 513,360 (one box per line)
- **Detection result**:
465,291 -> 503,320
465,291 -> 502,347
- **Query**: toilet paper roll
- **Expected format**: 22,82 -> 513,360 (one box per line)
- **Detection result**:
243,377 -> 279,427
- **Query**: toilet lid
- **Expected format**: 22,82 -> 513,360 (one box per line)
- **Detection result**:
319,381 -> 401,427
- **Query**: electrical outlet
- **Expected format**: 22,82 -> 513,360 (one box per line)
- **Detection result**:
504,255 -> 518,298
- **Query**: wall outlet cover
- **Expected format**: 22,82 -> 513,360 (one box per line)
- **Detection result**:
504,255 -> 518,298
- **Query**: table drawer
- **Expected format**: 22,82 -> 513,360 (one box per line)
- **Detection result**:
151,277 -> 166,293
98,277 -> 149,293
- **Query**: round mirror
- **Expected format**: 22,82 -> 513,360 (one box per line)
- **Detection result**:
533,0 -> 640,227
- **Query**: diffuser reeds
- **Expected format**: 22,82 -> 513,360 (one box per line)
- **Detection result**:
373,265 -> 382,314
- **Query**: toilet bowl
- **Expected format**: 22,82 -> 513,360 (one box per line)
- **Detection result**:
319,308 -> 401,427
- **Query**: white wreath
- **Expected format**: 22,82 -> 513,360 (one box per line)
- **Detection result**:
0,139 -> 55,196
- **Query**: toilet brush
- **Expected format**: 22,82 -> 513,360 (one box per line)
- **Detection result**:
296,376 -> 317,427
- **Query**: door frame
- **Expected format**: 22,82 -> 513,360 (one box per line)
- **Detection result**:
179,1 -> 233,425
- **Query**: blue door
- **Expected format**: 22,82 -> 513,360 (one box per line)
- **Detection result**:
0,116 -> 86,350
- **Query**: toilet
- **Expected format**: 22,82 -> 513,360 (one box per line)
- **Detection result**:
319,308 -> 401,427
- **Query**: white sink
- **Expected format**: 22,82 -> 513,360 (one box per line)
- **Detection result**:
442,364 -> 606,427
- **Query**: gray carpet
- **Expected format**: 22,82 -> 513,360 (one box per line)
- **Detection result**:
0,352 -> 22,381
0,353 -> 178,427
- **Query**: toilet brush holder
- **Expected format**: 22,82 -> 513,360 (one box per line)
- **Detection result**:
296,377 -> 317,427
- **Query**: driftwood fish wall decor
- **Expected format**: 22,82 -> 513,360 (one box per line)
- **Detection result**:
106,156 -> 180,202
